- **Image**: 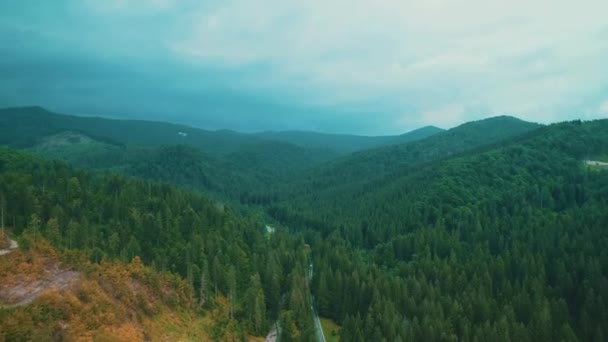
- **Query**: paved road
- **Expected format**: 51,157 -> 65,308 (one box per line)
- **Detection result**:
265,322 -> 279,342
309,263 -> 326,342
312,299 -> 326,342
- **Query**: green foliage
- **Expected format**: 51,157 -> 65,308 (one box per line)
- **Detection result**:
3,106 -> 608,340
0,147 -> 313,337
291,115 -> 542,192
254,125 -> 443,155
274,119 -> 608,341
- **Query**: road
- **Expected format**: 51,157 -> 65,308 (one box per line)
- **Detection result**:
265,322 -> 279,342
309,262 -> 326,342
263,249 -> 325,341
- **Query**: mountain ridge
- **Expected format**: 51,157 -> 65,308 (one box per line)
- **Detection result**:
1,106 -> 443,155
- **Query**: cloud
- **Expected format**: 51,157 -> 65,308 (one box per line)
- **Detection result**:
0,0 -> 607,134
173,0 -> 608,128
600,101 -> 608,115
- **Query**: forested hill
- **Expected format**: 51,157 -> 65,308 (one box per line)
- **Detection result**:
2,106 -> 607,340
269,119 -> 608,341
0,106 -> 441,156
0,106 -> 340,199
0,106 -> 261,154
0,106 -> 439,201
254,125 -> 444,155
279,115 -> 543,195
0,148 -> 317,340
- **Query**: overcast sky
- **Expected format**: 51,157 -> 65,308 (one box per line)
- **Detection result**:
1,0 -> 607,134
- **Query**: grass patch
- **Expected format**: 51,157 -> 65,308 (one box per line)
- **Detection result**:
143,311 -> 212,341
320,317 -> 340,342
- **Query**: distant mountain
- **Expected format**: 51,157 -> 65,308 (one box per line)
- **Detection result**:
0,106 -> 260,155
0,106 -> 340,199
26,131 -> 128,169
0,106 -> 442,157
302,116 -> 543,190
268,119 -> 608,341
0,146 -> 312,340
0,107 -> 539,203
254,125 -> 444,155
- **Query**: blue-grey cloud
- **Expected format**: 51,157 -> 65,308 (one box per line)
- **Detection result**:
1,0 -> 607,134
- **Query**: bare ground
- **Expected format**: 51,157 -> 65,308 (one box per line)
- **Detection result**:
0,261 -> 80,307
0,239 -> 18,256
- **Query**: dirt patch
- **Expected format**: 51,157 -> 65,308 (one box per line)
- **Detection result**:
0,262 -> 80,307
0,239 -> 18,256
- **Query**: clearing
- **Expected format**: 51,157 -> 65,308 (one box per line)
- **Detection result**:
320,318 -> 341,342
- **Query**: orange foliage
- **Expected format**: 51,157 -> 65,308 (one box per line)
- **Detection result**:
0,242 -> 201,341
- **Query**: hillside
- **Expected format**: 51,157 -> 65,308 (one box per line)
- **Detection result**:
0,240 -> 207,341
300,116 -> 542,190
2,108 -> 607,340
254,125 -> 443,155
0,106 -> 439,158
269,119 -> 608,341
0,107 -> 345,200
0,147 -> 317,341
0,106 -> 258,155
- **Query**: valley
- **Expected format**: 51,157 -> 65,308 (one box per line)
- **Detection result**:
0,107 -> 607,341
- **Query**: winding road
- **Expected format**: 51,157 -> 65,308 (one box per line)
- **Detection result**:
309,262 -> 326,342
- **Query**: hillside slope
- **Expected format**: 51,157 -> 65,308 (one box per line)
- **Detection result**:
276,116 -> 542,199
0,106 -> 257,155
0,241 -> 206,341
0,107 -> 342,199
0,147 -> 317,341
254,125 -> 443,155
270,119 -> 608,341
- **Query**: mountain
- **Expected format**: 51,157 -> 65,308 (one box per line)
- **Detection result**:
268,119 -> 608,341
299,115 -> 543,190
0,106 -> 261,155
26,131 -> 129,170
2,105 -> 607,341
0,106 -> 341,199
0,241 -> 205,341
254,125 -> 444,155
0,106 -> 440,157
0,147 -> 315,340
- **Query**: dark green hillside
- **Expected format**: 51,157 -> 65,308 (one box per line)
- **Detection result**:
26,131 -> 131,169
255,125 -> 443,155
125,144 -> 262,198
0,107 -> 343,201
304,115 -> 543,189
225,141 -> 337,182
0,147 -> 317,340
269,119 -> 608,341
2,104 -> 607,340
0,106 -> 260,155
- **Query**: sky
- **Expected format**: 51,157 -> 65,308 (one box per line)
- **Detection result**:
0,0 -> 607,135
